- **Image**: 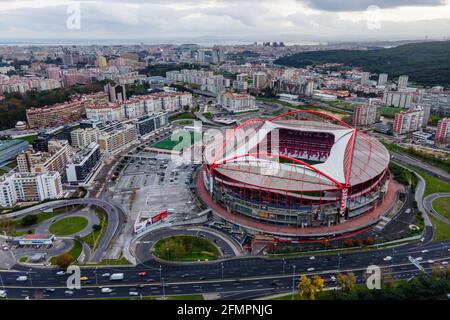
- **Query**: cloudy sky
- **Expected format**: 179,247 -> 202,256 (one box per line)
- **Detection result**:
0,0 -> 449,43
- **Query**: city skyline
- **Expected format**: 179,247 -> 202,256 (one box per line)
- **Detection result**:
0,0 -> 449,42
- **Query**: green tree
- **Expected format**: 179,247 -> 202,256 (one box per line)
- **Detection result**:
54,253 -> 74,269
21,214 -> 38,227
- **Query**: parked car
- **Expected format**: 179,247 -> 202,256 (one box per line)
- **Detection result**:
138,272 -> 147,277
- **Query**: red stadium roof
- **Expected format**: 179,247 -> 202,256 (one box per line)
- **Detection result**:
204,110 -> 390,192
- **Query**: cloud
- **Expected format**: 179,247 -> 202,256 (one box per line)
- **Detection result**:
300,0 -> 446,12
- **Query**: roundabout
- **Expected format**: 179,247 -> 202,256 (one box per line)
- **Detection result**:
48,216 -> 90,236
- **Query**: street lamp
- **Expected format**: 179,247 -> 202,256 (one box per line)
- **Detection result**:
28,268 -> 33,287
162,277 -> 166,300
94,267 -> 98,285
291,265 -> 296,301
221,262 -> 224,280
282,258 -> 286,274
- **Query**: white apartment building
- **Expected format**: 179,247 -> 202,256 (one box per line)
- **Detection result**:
217,92 -> 258,113
398,75 -> 409,89
393,106 -> 424,135
98,123 -> 138,155
383,90 -> 413,108
70,128 -> 100,148
0,171 -> 63,207
378,73 -> 388,86
85,103 -> 126,122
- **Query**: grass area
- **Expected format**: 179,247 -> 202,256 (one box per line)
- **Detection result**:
19,256 -> 28,263
16,134 -> 38,144
97,256 -> 131,266
82,209 -> 107,251
271,294 -> 295,300
430,215 -> 450,242
169,112 -> 197,122
381,106 -> 402,118
49,240 -> 83,265
14,207 -> 70,228
414,167 -> 450,197
151,131 -> 195,151
432,197 -> 450,220
48,216 -> 88,236
153,235 -> 220,262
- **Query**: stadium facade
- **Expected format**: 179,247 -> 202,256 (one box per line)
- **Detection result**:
201,110 -> 390,234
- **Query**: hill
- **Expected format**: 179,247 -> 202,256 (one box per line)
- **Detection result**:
274,41 -> 450,87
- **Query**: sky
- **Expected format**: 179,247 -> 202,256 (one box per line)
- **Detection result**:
0,0 -> 449,43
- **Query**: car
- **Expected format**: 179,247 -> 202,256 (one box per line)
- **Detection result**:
383,256 -> 393,261
138,284 -> 146,288
416,257 -> 423,261
330,276 -> 336,282
199,276 -> 207,280
129,292 -> 139,296
309,256 -> 315,260
101,288 -> 112,294
64,290 -> 74,295
0,290 -> 7,298
101,273 -> 111,278
307,267 -> 315,272
427,260 -> 435,264
181,274 -> 190,278
420,238 -> 425,242
80,276 -> 89,281
56,271 -> 66,276
146,278 -> 156,283
16,276 -> 28,282
138,272 -> 147,277
442,261 -> 448,265
44,288 -> 55,293
2,245 -> 8,251
421,249 -> 429,253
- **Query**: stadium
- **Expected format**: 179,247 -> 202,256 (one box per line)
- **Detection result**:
199,110 -> 392,238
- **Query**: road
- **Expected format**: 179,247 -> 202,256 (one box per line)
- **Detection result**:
2,198 -> 124,263
423,193 -> 450,225
0,237 -> 449,299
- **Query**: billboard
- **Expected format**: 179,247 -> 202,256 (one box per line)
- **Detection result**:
134,210 -> 169,234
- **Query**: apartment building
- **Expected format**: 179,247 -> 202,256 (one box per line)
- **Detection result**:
217,91 -> 258,113
0,171 -> 63,207
98,123 -> 138,155
66,142 -> 102,185
393,106 -> 424,135
70,127 -> 99,148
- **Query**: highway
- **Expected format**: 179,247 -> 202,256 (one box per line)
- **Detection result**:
1,231 -> 449,299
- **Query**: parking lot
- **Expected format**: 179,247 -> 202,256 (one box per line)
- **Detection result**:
113,154 -> 199,219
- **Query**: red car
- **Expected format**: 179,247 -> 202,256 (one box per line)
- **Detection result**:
138,272 -> 148,277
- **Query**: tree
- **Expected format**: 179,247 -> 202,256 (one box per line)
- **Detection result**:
0,218 -> 15,235
54,253 -> 74,269
297,275 -> 325,300
297,275 -> 313,300
21,214 -> 38,227
92,224 -> 102,232
336,273 -> 357,293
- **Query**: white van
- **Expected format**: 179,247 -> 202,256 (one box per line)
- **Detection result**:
16,276 -> 28,282
0,290 -> 7,298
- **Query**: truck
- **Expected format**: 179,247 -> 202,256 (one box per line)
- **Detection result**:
109,273 -> 124,281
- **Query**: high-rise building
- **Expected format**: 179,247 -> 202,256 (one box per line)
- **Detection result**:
47,67 -> 61,81
378,73 -> 388,86
382,90 -> 413,108
66,143 -> 101,186
398,75 -> 409,89
62,52 -> 74,67
360,72 -> 370,86
104,83 -> 127,102
0,171 -> 63,207
134,112 -> 169,138
17,140 -> 69,180
435,118 -> 450,144
353,103 -> 381,126
393,106 -> 424,135
253,72 -> 267,89
70,128 -> 100,148
98,123 -> 138,155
